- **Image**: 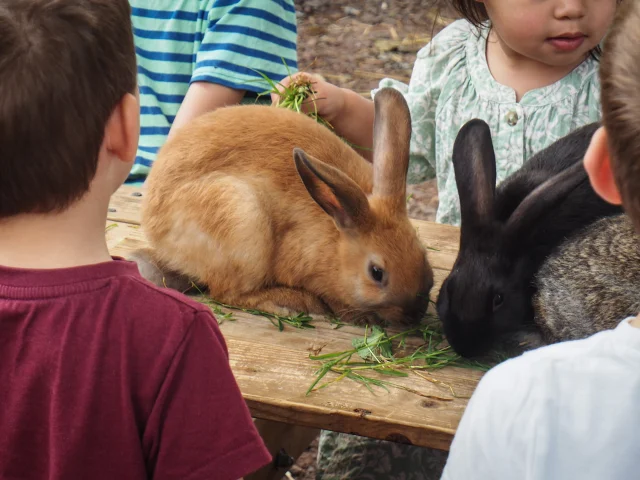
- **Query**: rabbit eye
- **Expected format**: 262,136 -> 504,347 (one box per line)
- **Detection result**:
492,293 -> 504,311
369,264 -> 385,284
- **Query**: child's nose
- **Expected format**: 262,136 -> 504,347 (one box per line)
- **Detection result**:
555,0 -> 586,20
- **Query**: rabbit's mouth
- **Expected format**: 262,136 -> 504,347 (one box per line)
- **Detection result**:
402,304 -> 431,326
333,307 -> 385,327
334,305 -> 425,327
381,302 -> 430,327
441,318 -> 495,358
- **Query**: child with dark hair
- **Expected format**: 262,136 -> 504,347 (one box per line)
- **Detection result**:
443,2 -> 640,477
0,1 -> 270,479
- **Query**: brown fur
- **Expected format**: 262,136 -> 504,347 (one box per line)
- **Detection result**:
136,88 -> 434,325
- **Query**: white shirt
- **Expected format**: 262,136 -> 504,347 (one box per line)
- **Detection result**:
442,317 -> 640,480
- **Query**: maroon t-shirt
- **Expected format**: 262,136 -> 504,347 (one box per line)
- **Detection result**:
0,258 -> 271,480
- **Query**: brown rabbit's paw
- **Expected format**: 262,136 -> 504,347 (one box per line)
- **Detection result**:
255,302 -> 302,317
229,287 -> 330,317
336,310 -> 387,328
320,299 -> 387,327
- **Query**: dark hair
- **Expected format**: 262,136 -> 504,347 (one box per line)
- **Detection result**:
448,0 -> 488,27
600,0 -> 640,227
0,0 -> 137,218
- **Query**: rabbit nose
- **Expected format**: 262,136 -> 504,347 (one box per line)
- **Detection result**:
402,294 -> 430,324
443,316 -> 494,358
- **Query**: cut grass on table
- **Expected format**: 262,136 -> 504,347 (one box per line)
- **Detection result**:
306,321 -> 495,399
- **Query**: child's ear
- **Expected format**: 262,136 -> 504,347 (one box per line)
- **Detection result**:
105,91 -> 140,165
584,126 -> 622,206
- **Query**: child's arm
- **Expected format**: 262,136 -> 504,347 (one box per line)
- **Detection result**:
334,88 -> 376,162
272,73 -> 376,161
168,1 -> 298,139
169,82 -> 246,139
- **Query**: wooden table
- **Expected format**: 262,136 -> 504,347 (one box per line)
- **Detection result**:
107,185 -> 484,478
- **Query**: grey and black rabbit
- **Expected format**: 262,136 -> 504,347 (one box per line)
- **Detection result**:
436,119 -> 623,358
533,213 -> 640,345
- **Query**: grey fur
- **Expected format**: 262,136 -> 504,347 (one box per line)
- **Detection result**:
533,214 -> 640,344
128,248 -> 195,293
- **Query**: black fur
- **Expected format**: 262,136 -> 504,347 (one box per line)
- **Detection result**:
436,120 -> 623,358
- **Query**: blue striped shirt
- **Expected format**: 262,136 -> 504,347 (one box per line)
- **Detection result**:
128,0 -> 298,178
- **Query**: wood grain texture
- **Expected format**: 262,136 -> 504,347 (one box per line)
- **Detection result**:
107,185 -> 481,451
107,185 -> 145,225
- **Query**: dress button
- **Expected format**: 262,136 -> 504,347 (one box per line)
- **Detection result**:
506,110 -> 519,126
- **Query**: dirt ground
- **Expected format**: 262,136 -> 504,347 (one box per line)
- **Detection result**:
281,1 -> 455,478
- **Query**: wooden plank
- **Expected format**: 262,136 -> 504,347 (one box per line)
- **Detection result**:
107,185 -> 145,225
106,220 -> 147,264
107,222 -> 148,259
418,222 -> 459,272
105,221 -> 144,251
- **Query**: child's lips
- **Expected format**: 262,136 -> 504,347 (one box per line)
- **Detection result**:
547,34 -> 586,52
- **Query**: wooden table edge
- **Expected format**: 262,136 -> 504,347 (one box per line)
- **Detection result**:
244,395 -> 457,451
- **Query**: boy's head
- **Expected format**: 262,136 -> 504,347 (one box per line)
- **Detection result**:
584,0 -> 640,229
0,0 -> 138,219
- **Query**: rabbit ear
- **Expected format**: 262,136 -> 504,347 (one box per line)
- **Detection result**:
371,88 -> 411,214
504,159 -> 588,243
294,148 -> 370,230
452,119 -> 497,230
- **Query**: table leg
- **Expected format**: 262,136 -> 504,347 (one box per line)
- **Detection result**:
246,419 -> 320,480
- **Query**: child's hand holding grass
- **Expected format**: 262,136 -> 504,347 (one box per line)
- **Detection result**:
268,69 -> 376,159
270,71 -> 347,125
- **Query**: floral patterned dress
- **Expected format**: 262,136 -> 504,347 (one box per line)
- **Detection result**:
374,18 -> 601,226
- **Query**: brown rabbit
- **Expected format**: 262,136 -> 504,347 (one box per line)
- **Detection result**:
133,88 -> 434,325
